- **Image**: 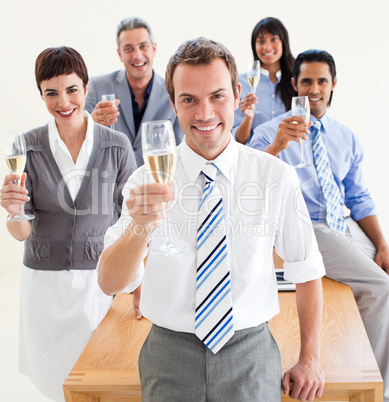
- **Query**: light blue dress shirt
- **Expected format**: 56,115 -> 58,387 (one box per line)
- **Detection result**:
233,69 -> 286,141
249,111 -> 376,222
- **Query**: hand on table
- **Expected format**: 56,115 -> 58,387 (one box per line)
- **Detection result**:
282,360 -> 325,401
132,284 -> 142,320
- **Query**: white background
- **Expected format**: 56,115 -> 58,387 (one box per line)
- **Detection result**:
0,0 -> 388,400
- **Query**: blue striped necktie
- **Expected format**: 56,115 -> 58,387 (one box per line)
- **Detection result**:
195,162 -> 234,354
312,120 -> 346,234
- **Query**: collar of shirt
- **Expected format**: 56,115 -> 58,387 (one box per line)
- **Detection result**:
260,67 -> 281,80
311,111 -> 330,136
312,111 -> 330,134
128,71 -> 154,104
178,135 -> 239,185
47,111 -> 94,201
48,110 -> 94,160
128,72 -> 154,133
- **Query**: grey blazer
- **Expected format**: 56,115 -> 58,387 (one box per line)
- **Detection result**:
85,70 -> 184,166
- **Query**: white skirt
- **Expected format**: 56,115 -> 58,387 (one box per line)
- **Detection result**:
18,266 -> 113,401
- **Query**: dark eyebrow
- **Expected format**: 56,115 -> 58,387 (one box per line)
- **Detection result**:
44,84 -> 79,93
257,34 -> 279,39
123,41 -> 149,48
301,77 -> 328,81
177,92 -> 194,99
177,88 -> 226,99
211,88 -> 227,94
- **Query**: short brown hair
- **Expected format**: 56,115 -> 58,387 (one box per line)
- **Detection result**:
35,46 -> 89,94
165,37 -> 239,104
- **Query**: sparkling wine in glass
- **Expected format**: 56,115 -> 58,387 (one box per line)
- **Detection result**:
102,94 -> 116,130
3,131 -> 35,221
247,60 -> 261,114
291,96 -> 312,168
142,120 -> 189,256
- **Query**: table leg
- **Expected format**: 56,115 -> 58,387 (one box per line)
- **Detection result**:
64,388 -> 99,402
350,384 -> 384,402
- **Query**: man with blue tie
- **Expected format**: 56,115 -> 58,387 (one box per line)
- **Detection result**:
98,38 -> 325,401
85,17 -> 184,166
250,49 -> 389,402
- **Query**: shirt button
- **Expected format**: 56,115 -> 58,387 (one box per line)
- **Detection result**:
66,260 -> 71,266
272,94 -> 275,98
65,247 -> 71,253
69,221 -> 74,226
133,146 -> 138,151
272,111 -> 275,114
67,234 -> 72,240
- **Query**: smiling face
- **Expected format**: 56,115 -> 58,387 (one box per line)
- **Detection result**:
292,61 -> 337,119
40,73 -> 87,130
171,58 -> 240,160
255,32 -> 283,70
117,28 -> 156,85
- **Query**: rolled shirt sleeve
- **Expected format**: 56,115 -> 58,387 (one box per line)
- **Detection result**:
343,136 -> 376,221
274,163 -> 326,284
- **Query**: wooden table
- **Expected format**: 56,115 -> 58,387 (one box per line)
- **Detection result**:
64,278 -> 383,402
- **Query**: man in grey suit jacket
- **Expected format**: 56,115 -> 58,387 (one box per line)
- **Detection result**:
85,17 -> 184,166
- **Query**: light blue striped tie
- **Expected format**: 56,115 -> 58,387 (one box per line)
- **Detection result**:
195,162 -> 234,354
312,121 -> 345,234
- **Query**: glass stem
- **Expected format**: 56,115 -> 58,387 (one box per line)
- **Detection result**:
299,138 -> 305,164
13,179 -> 23,217
162,202 -> 173,246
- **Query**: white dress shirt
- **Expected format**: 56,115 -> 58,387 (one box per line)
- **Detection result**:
104,136 -> 325,333
48,110 -> 94,199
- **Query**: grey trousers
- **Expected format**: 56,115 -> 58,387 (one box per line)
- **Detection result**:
314,218 -> 389,402
139,322 -> 281,402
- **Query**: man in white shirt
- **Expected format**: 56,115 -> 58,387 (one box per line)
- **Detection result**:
98,37 -> 325,401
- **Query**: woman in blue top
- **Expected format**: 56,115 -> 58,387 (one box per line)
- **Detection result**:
233,17 -> 295,144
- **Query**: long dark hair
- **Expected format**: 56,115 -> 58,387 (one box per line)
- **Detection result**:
251,17 -> 295,110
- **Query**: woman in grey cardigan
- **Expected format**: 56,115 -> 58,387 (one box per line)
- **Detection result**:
0,47 -> 139,401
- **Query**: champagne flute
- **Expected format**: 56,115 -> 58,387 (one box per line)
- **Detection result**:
102,94 -> 116,130
291,96 -> 312,168
247,60 -> 261,114
142,120 -> 189,256
3,131 -> 35,221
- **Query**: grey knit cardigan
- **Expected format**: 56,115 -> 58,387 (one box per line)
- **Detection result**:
22,123 -> 136,271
